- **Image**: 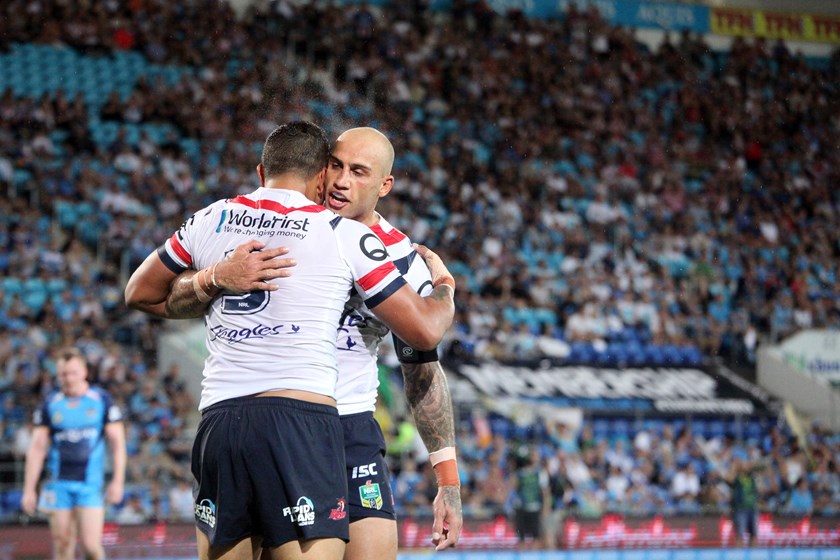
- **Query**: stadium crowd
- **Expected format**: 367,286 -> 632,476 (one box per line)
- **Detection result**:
1,0 -> 839,529
392,414 -> 840,525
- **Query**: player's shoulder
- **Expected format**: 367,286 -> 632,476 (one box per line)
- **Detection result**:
44,390 -> 63,406
226,191 -> 329,213
181,197 -> 230,226
85,385 -> 111,402
371,215 -> 431,289
331,213 -> 374,236
370,215 -> 418,263
201,196 -> 234,214
370,215 -> 411,247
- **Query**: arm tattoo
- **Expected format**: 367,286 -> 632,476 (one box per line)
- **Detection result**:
430,284 -> 454,303
401,361 -> 456,452
164,271 -> 212,319
440,485 -> 462,515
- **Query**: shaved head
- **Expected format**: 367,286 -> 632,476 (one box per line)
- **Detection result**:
334,127 -> 395,177
324,127 -> 397,226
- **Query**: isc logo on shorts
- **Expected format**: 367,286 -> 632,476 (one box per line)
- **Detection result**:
351,463 -> 378,479
283,496 -> 315,526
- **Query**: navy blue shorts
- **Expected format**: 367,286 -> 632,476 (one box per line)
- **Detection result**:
192,396 -> 349,548
341,412 -> 396,522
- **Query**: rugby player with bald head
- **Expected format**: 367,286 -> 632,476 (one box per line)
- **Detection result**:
321,127 -> 463,558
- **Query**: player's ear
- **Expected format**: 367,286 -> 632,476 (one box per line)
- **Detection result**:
379,175 -> 394,199
256,164 -> 265,186
316,169 -> 327,204
306,168 -> 327,203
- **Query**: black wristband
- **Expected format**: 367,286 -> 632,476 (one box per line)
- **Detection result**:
392,333 -> 439,364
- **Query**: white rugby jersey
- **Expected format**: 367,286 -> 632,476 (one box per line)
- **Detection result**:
334,214 -> 434,415
159,188 -> 406,411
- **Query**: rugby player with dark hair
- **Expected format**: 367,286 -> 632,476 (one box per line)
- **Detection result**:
125,121 -> 456,560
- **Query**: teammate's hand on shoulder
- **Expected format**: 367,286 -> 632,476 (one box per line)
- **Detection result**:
215,240 -> 297,294
414,243 -> 455,292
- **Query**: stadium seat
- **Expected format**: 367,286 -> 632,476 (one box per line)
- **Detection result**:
644,345 -> 666,366
682,346 -> 704,367
746,420 -> 765,441
691,418 -> 708,438
592,418 -> 610,439
2,277 -> 23,298
569,342 -> 596,364
625,341 -> 646,366
642,418 -> 665,436
46,277 -> 67,295
661,344 -> 684,366
21,282 -> 48,313
489,415 -> 512,439
708,420 -> 726,439
610,418 -> 631,441
1,489 -> 22,514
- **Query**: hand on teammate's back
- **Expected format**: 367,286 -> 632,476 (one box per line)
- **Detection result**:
214,240 -> 297,294
413,243 -> 455,291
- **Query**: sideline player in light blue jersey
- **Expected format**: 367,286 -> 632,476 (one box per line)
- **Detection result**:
22,347 -> 126,560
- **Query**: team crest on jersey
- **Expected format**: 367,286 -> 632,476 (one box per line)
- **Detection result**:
329,498 -> 347,520
359,481 -> 383,510
42,488 -> 56,506
52,412 -> 63,424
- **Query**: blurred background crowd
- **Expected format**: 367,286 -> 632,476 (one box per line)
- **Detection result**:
0,0 -> 839,537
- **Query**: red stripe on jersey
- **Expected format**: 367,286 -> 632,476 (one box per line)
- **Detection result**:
230,195 -> 324,214
370,223 -> 407,247
357,262 -> 398,291
169,234 -> 192,266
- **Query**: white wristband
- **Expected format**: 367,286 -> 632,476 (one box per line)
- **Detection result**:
193,271 -> 212,303
428,446 -> 457,466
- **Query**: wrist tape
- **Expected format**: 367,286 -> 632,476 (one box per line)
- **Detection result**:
430,447 -> 460,487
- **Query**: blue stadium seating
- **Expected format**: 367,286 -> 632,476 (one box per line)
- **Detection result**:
0,489 -> 22,516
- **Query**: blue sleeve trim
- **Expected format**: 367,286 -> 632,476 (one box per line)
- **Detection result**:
157,245 -> 186,274
364,276 -> 406,308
